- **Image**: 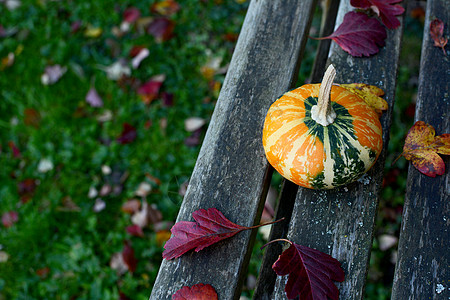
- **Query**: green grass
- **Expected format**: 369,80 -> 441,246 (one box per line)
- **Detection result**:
1,1 -> 422,299
0,1 -> 247,299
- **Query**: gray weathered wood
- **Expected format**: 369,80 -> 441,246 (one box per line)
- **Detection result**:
270,1 -> 404,299
149,1 -> 317,299
391,0 -> 450,299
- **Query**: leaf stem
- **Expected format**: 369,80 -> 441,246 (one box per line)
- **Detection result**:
245,217 -> 285,231
311,64 -> 337,126
260,238 -> 292,250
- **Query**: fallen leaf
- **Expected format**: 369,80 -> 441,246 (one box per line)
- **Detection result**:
430,18 -> 448,55
161,92 -> 174,107
123,7 -> 141,24
172,283 -> 218,300
185,129 -> 202,147
1,52 -> 14,70
8,141 -> 21,158
101,165 -> 112,175
162,208 -> 283,260
37,158 -> 54,173
350,0 -> 405,29
121,199 -> 141,214
131,201 -> 162,228
315,11 -> 387,57
155,229 -> 171,246
131,48 -> 149,69
126,224 -> 144,237
100,60 -> 131,81
57,196 -> 81,212
117,123 -> 137,144
86,87 -> 103,107
110,252 -> 128,275
70,20 -> 82,33
137,74 -> 165,104
17,178 -> 37,203
2,211 -> 18,227
184,117 -> 206,132
339,83 -> 387,115
147,17 -> 175,42
24,108 -> 41,128
200,55 -> 223,81
378,234 -> 398,251
41,65 -> 67,85
135,182 -> 152,197
4,0 -> 21,10
265,239 -> 345,300
399,121 -> 450,177
151,0 -> 180,16
84,25 -> 103,38
36,267 -> 50,279
122,240 -> 138,273
93,198 -> 106,212
0,251 -> 9,263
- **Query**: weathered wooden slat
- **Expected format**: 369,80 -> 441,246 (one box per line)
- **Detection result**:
149,1 -> 317,299
253,1 -> 340,298
270,1 -> 404,299
391,0 -> 450,299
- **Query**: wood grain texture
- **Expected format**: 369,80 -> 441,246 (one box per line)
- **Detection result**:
391,0 -> 450,299
149,1 -> 317,299
271,1 -> 404,299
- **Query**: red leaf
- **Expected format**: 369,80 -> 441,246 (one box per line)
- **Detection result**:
117,123 -> 137,144
137,75 -> 165,104
319,11 -> 387,57
351,0 -> 404,29
269,239 -> 345,300
147,17 -> 175,42
430,19 -> 448,55
123,7 -> 141,24
162,208 -> 246,259
8,141 -> 21,158
2,211 -> 18,227
122,240 -> 138,273
172,283 -> 218,300
126,224 -> 144,237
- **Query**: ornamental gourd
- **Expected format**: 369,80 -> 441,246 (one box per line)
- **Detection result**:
262,64 -> 383,189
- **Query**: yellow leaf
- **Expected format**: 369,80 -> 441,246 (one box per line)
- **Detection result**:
339,83 -> 388,115
84,26 -> 103,38
401,121 -> 450,177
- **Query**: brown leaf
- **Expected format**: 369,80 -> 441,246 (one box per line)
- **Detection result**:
401,121 -> 450,177
339,83 -> 387,115
172,283 -> 218,300
430,18 -> 448,55
24,108 -> 41,128
121,199 -> 141,214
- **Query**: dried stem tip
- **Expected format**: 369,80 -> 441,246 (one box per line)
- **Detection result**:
311,64 -> 337,126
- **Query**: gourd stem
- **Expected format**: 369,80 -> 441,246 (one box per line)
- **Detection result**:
311,64 -> 337,126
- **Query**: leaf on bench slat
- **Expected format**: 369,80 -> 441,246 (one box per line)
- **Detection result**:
162,208 -> 283,260
316,11 -> 386,57
350,0 -> 404,29
430,18 -> 448,55
266,239 -> 344,300
399,121 -> 450,177
172,283 -> 218,300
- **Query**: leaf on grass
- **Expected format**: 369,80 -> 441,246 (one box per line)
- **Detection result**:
350,0 -> 404,29
267,239 -> 345,300
121,199 -> 141,214
2,211 -> 18,228
172,283 -> 218,300
401,121 -> 450,177
151,0 -> 180,17
86,87 -> 103,107
430,19 -> 448,55
41,65 -> 67,85
131,48 -> 149,69
8,141 -> 21,158
126,224 -> 144,237
122,240 -> 137,273
339,83 -> 387,115
147,17 -> 175,42
137,74 -> 165,104
317,11 -> 387,57
163,208 -> 283,260
24,108 -> 41,128
117,123 -> 137,144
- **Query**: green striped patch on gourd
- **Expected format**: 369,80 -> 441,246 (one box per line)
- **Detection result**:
262,65 -> 383,189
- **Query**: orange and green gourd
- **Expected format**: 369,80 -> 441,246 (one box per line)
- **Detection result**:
262,64 -> 383,189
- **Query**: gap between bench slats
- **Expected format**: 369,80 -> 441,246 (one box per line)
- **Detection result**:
149,0 -> 317,299
391,0 -> 450,299
267,1 -> 404,299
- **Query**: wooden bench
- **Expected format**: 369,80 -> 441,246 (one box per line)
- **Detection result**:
150,0 -> 449,299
